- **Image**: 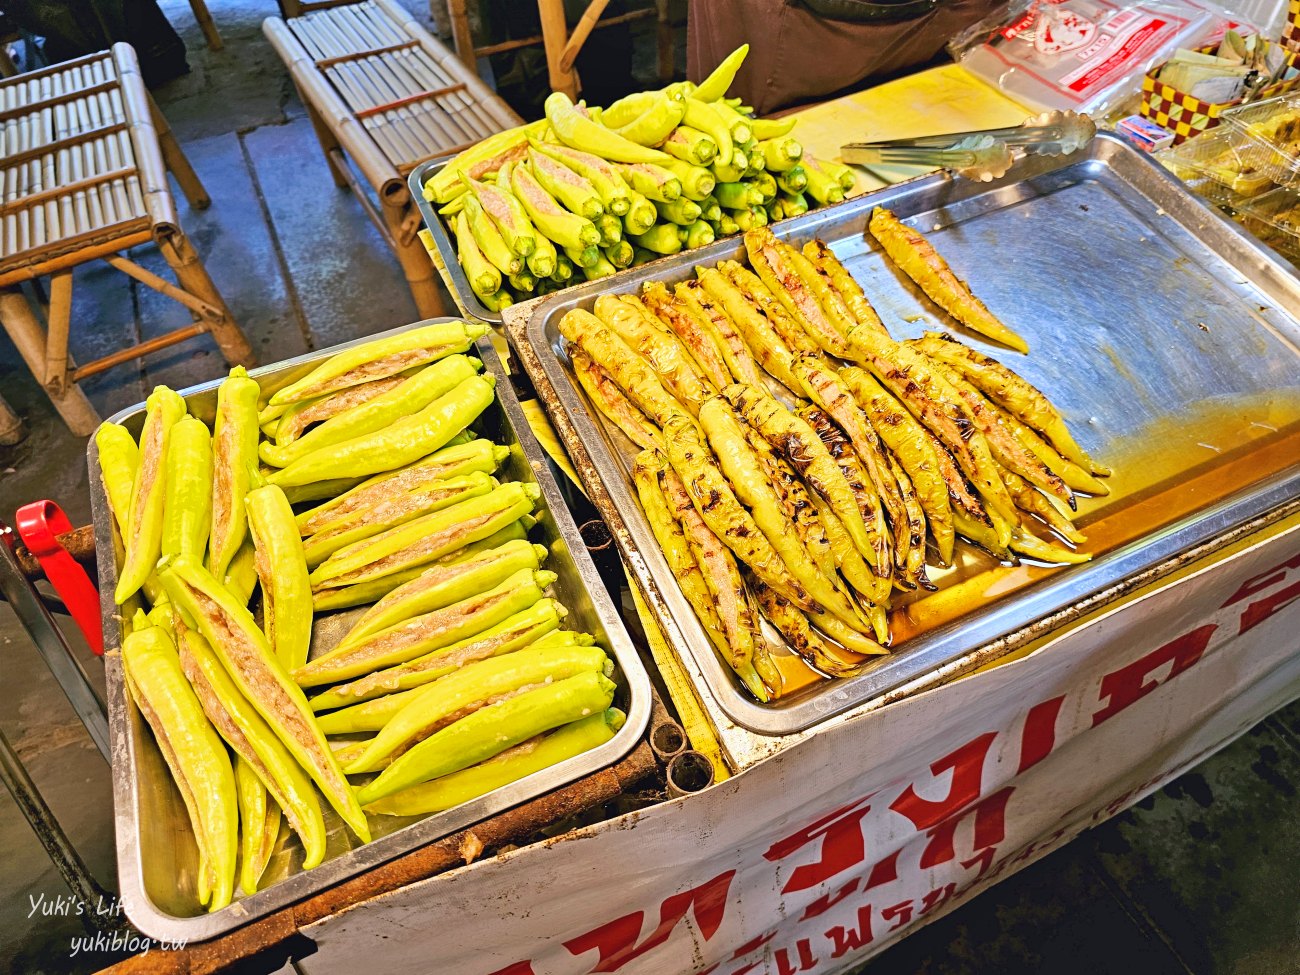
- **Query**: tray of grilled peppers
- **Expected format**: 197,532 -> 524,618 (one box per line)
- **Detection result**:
517,133 -> 1300,739
90,321 -> 650,941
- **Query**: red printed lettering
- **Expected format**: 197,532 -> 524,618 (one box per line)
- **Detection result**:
800,877 -> 861,922
1092,625 -> 1217,726
920,787 -> 1013,873
562,871 -> 735,973
772,939 -> 818,975
890,733 -> 998,833
825,905 -> 875,959
1018,696 -> 1065,772
920,882 -> 959,916
764,795 -> 874,893
486,964 -> 536,975
864,850 -> 899,890
1220,551 -> 1300,607
1238,579 -> 1300,636
879,899 -> 914,931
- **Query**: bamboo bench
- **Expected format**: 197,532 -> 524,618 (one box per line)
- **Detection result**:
263,0 -> 523,321
0,44 -> 252,437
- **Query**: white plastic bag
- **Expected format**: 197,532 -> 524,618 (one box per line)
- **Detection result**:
949,0 -> 1253,115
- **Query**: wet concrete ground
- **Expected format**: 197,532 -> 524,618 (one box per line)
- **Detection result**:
0,2 -> 1298,973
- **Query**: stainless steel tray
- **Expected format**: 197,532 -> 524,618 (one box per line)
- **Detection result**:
410,156 -> 505,326
89,322 -> 652,943
513,133 -> 1300,739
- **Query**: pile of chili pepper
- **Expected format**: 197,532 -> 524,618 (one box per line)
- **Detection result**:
424,45 -> 857,311
97,321 -> 624,914
562,217 -> 1113,702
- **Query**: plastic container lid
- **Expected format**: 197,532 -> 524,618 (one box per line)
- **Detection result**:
1155,127 -> 1272,206
1233,184 -> 1300,262
1219,92 -> 1300,187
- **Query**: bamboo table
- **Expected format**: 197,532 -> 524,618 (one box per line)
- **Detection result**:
264,0 -> 523,320
0,44 -> 253,437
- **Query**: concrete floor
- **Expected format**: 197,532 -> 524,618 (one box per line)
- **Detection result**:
0,2 -> 1298,973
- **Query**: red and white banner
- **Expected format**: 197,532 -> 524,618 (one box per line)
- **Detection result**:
298,520 -> 1300,975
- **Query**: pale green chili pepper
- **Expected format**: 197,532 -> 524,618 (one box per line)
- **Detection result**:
246,486 -> 313,673
365,710 -> 623,816
269,321 -> 487,406
294,567 -> 556,687
123,619 -> 237,912
260,355 -> 481,469
693,43 -> 749,102
313,622 -> 587,727
269,375 -> 497,489
162,559 -> 370,843
210,366 -> 261,580
115,387 -> 186,605
356,671 -> 616,804
341,539 -> 549,645
94,422 -> 138,537
345,643 -> 610,773
272,375 -> 406,448
161,416 -> 213,565
309,519 -> 530,613
175,622 -> 328,869
303,473 -> 497,568
223,539 -> 259,606
308,481 -> 540,590
235,757 -> 280,896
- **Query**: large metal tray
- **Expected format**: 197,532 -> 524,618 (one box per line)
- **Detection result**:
513,133 -> 1300,740
90,323 -> 652,943
410,156 -> 506,326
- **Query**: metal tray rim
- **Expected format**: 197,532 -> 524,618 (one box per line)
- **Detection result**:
91,320 -> 652,943
513,132 -> 1300,738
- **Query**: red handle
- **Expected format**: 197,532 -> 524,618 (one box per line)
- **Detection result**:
14,501 -> 103,655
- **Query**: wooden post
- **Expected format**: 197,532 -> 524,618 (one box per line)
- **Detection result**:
656,0 -> 673,83
381,188 -> 446,320
446,0 -> 476,70
0,288 -> 98,436
155,229 -> 255,368
148,94 -> 210,210
559,0 -> 611,74
189,0 -> 224,51
537,0 -> 578,100
44,270 -> 73,393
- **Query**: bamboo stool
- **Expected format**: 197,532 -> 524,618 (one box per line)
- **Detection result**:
263,0 -> 522,320
0,44 -> 252,436
189,0 -> 223,51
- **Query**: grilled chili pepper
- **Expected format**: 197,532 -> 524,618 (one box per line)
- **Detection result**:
162,560 -> 370,842
269,375 -> 496,489
309,482 -> 540,590
1009,526 -> 1091,564
310,601 -> 572,714
801,240 -> 886,336
1001,467 -> 1085,544
695,265 -> 800,391
345,643 -> 610,773
176,622 -> 328,870
701,397 -> 870,631
95,422 -> 138,537
210,367 -> 261,581
721,258 -> 823,359
303,473 -> 496,567
593,294 -> 712,415
123,620 -> 238,911
161,416 -> 213,566
753,579 -> 884,678
342,539 -> 549,646
235,757 -> 280,895
529,138 -> 633,215
545,92 -> 671,165
270,321 -> 487,406
571,347 -> 664,452
647,283 -> 733,389
356,670 -> 616,804
116,387 -> 186,604
262,356 -> 482,470
245,485 -> 314,672
365,709 -> 623,816
295,567 -> 556,687
559,309 -> 692,428
744,229 -> 850,356
273,376 -> 406,449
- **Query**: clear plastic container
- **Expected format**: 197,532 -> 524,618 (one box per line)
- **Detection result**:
1233,184 -> 1300,262
1156,127 -> 1273,206
1220,92 -> 1300,187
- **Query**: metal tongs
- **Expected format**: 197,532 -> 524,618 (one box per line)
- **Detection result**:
841,111 -> 1097,182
